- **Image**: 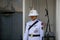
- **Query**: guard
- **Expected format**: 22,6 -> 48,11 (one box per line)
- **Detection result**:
24,9 -> 44,40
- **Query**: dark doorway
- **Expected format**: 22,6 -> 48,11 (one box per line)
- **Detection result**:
0,12 -> 23,40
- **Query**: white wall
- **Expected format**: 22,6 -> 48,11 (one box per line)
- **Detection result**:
56,0 -> 60,40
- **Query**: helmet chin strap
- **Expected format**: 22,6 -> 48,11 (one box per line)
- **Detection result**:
32,16 -> 37,20
31,17 -> 37,21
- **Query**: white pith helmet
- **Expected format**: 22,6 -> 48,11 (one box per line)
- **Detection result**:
28,9 -> 39,16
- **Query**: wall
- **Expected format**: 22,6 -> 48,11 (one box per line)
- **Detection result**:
0,0 -> 23,12
56,0 -> 60,40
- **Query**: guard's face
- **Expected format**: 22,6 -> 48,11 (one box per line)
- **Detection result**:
30,16 -> 37,21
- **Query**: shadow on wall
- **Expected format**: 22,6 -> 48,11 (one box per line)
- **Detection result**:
0,12 -> 23,40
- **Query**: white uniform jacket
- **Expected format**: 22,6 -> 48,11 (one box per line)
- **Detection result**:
24,19 -> 44,40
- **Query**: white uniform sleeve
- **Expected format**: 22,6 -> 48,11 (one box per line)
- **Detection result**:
39,22 -> 44,40
23,23 -> 29,40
